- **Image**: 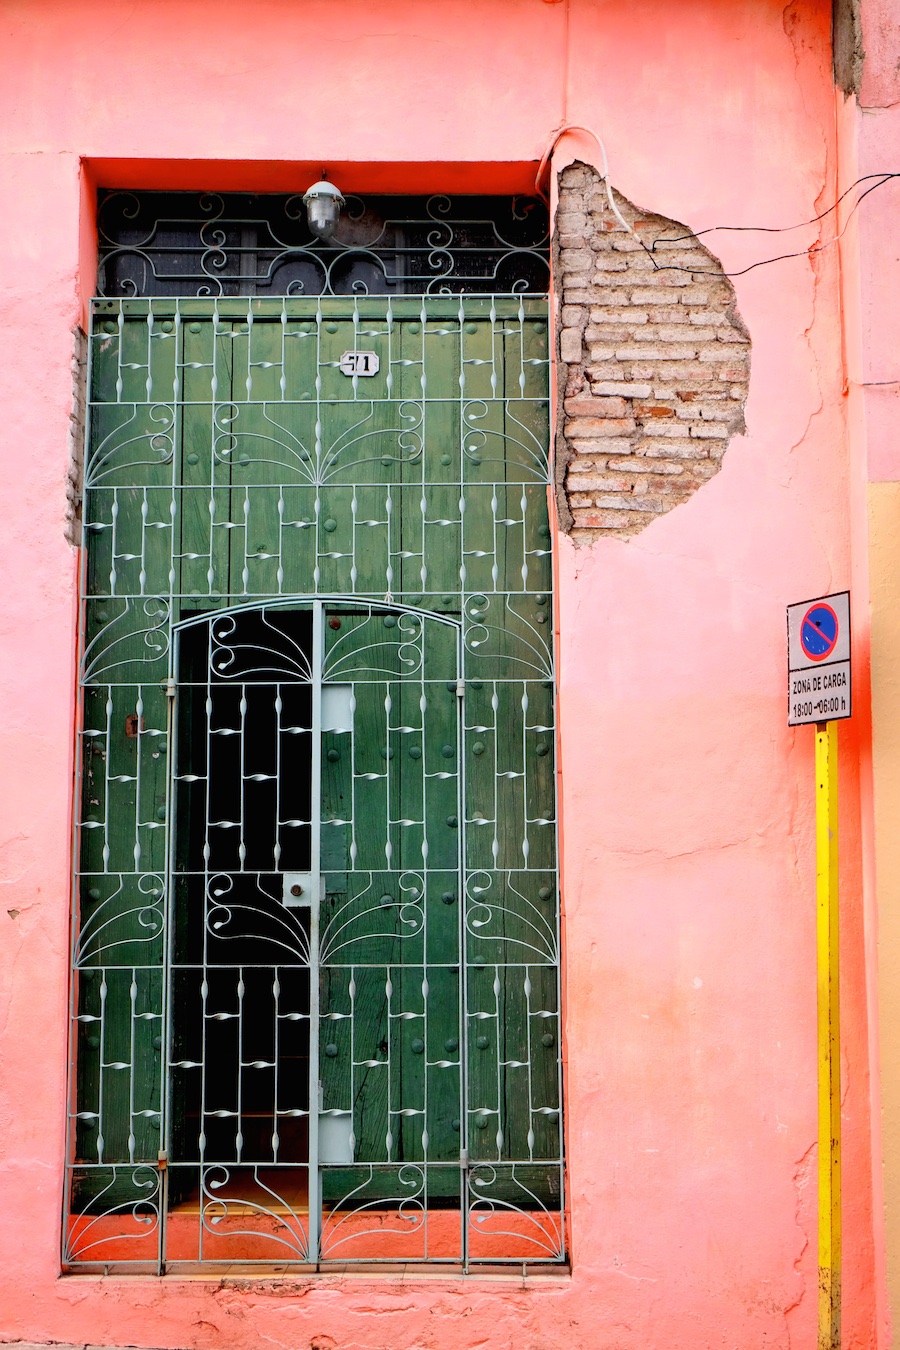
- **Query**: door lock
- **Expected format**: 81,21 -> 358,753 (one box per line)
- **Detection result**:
282,872 -> 322,907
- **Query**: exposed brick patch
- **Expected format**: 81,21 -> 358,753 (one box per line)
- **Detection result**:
554,164 -> 750,541
66,327 -> 87,547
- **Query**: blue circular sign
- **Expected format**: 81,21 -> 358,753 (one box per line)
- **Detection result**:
800,603 -> 839,662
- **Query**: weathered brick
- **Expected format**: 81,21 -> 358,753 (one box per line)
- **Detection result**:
633,325 -> 704,344
556,161 -> 749,540
585,287 -> 624,305
566,438 -> 633,459
700,344 -> 750,361
716,327 -> 750,343
559,328 -> 583,364
591,381 -> 652,398
658,325 -> 719,342
687,308 -> 727,325
628,288 -> 679,305
557,211 -> 587,231
591,259 -> 630,276
641,438 -> 709,458
627,273 -> 690,290
615,344 -> 699,362
564,396 -> 627,418
573,472 -> 637,491
585,324 -> 634,344
699,405 -> 739,422
566,416 -> 636,437
640,421 -> 700,438
571,509 -> 639,529
644,360 -> 711,379
634,403 -> 676,419
648,306 -> 690,323
689,423 -> 728,439
590,306 -> 648,324
592,493 -> 666,512
586,362 -> 632,380
607,456 -> 685,475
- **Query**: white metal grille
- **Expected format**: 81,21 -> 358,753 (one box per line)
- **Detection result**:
66,292 -> 562,1271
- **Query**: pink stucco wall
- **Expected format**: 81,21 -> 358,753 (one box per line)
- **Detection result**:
837,0 -> 900,487
0,1 -> 881,1347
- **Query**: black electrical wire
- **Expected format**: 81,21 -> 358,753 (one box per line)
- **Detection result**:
654,173 -> 898,245
633,173 -> 899,279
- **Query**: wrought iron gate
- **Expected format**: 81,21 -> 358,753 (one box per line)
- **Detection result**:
67,287 -> 562,1270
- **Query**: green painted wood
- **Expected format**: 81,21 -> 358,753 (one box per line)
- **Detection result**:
76,294 -> 556,1250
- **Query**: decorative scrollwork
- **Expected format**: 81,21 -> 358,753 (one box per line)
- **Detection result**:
201,1165 -> 310,1260
209,608 -> 313,683
319,1164 -> 426,1259
75,873 -> 165,965
320,871 -> 425,964
64,1165 -> 161,1263
84,404 -> 175,485
205,874 -> 311,964
319,399 -> 425,483
97,191 -> 549,299
81,598 -> 170,684
463,594 -> 552,680
322,608 -> 424,682
213,402 -> 316,481
467,1164 -> 564,1259
462,399 -> 549,479
464,870 -> 559,964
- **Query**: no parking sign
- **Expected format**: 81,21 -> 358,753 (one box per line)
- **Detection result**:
787,590 -> 851,726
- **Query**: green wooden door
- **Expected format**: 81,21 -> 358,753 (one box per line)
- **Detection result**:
69,294 -> 561,1270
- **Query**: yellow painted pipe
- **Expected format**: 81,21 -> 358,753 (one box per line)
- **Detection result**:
816,720 -> 841,1350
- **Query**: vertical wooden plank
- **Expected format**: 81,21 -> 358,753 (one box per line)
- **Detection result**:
179,307 -> 232,606
234,310 -> 289,599
278,306 -> 319,597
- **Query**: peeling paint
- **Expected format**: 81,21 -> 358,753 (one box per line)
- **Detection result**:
554,165 -> 750,541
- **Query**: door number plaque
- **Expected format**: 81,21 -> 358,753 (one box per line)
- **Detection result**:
339,350 -> 379,376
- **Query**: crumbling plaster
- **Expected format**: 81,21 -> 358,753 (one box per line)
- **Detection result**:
553,164 -> 750,541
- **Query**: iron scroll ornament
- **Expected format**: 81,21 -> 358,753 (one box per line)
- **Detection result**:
96,191 -> 551,298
